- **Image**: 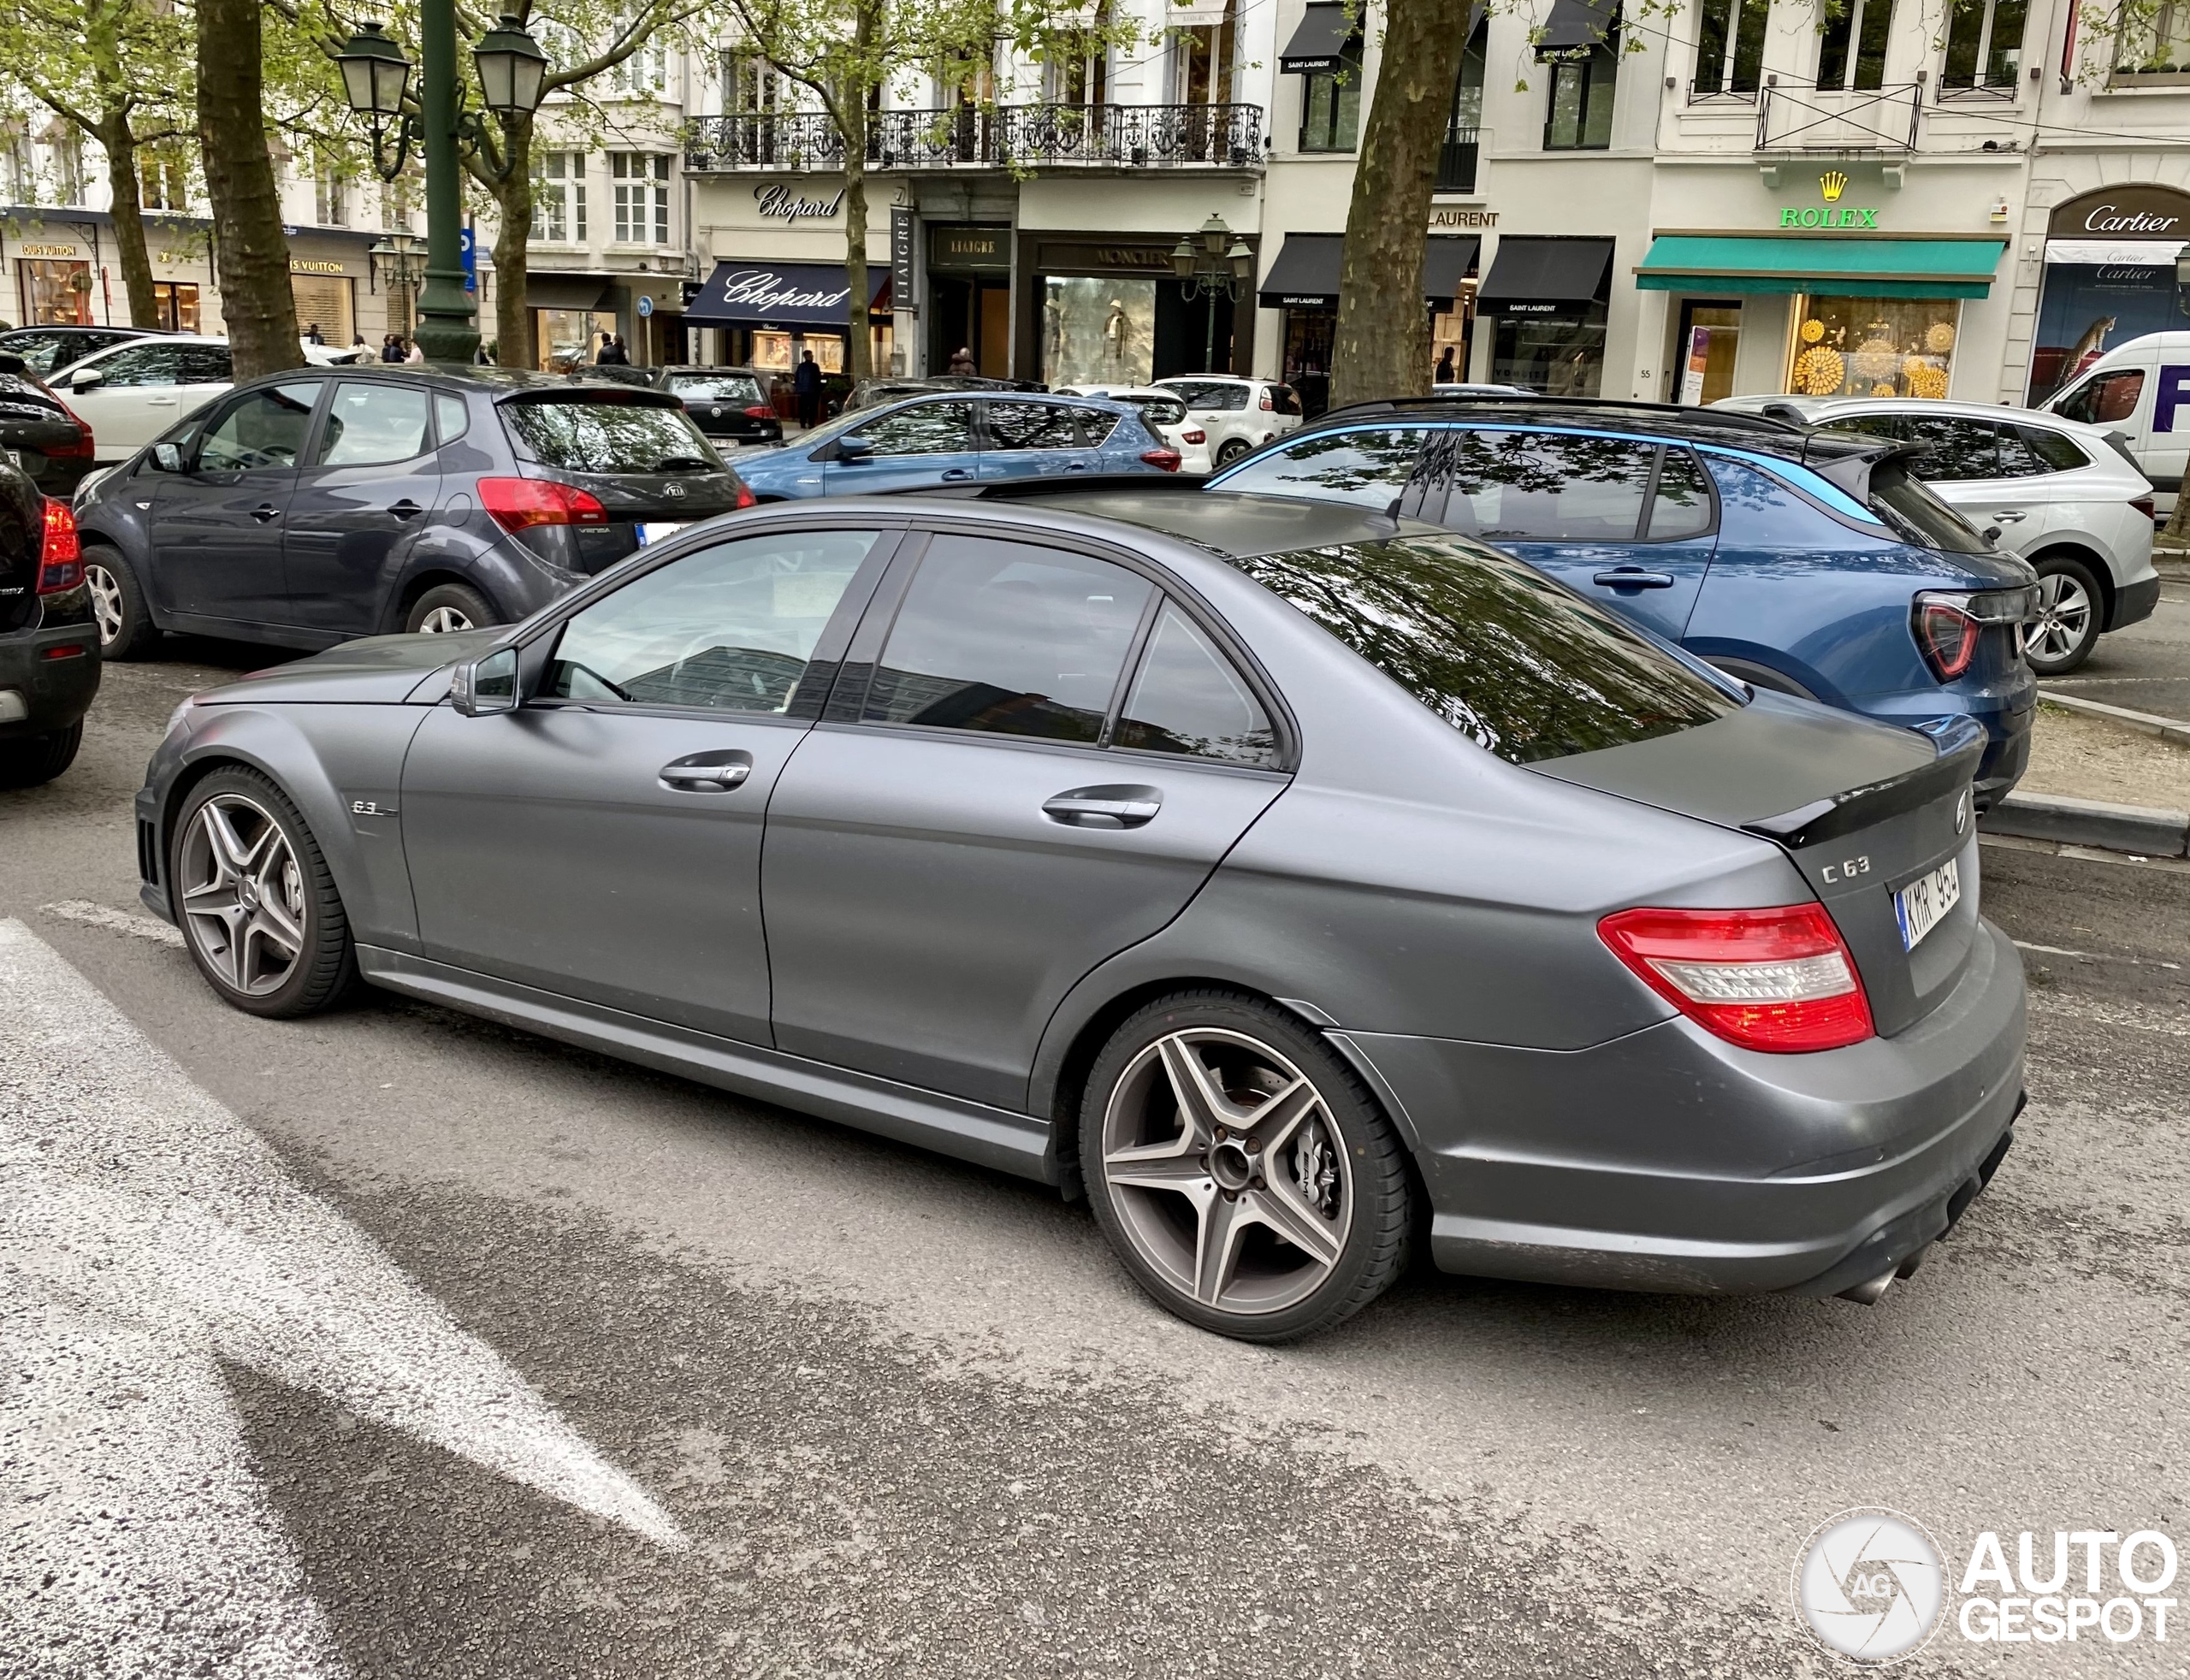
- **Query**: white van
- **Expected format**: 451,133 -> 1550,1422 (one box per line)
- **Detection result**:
2040,330 -> 2190,518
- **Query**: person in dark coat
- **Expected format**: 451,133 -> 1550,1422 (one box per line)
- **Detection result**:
380,335 -> 405,363
947,346 -> 976,375
793,350 -> 823,428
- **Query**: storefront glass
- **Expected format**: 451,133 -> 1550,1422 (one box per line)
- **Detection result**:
1493,308 -> 1607,396
1430,297 -> 1472,383
1676,301 -> 1742,405
20,260 -> 91,326
1043,277 -> 1157,387
2027,257 -> 2179,404
1784,295 -> 1959,399
152,281 -> 200,334
536,307 -> 619,370
1282,309 -> 1335,416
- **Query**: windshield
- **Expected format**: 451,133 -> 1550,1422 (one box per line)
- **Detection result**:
501,399 -> 725,474
668,372 -> 764,405
1231,534 -> 1742,764
1867,460 -> 1993,553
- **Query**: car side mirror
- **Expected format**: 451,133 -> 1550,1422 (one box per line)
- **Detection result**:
150,442 -> 184,472
450,646 -> 518,716
1983,525 -> 2004,544
835,434 -> 873,461
68,367 -> 103,392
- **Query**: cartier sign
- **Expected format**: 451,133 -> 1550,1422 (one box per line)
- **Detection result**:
2049,184 -> 2190,240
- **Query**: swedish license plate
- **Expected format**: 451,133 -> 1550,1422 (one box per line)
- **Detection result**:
1894,856 -> 1962,951
636,521 -> 689,546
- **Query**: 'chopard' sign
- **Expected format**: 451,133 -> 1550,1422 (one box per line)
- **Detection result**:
754,183 -> 844,222
713,268 -> 851,311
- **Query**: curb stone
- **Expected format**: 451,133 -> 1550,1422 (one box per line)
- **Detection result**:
2037,689 -> 2190,748
1980,791 -> 2190,858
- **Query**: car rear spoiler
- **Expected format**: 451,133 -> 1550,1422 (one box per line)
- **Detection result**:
1742,717 -> 1986,849
1794,436 -> 1924,508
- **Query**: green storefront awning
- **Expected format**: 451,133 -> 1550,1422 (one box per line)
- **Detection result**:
1635,235 -> 2007,299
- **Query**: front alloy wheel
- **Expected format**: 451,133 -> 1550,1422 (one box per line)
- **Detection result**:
178,793 -> 310,997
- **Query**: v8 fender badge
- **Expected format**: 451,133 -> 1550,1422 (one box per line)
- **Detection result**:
350,799 -> 397,819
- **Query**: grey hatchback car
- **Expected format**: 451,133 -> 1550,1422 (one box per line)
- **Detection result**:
135,491 -> 2025,1340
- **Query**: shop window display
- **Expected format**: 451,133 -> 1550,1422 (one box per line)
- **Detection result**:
1785,297 -> 1958,399
1493,311 -> 1607,397
1044,277 -> 1156,387
2026,257 -> 2180,403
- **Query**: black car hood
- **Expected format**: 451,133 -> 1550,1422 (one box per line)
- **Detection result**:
198,630 -> 499,707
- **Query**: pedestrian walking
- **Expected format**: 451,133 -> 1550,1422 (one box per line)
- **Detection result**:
793,349 -> 822,428
380,335 -> 405,364
947,345 -> 976,375
405,339 -> 426,364
1435,346 -> 1455,383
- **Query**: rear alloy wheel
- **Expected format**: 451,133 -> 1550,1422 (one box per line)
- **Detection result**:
1214,437 -> 1252,467
82,547 -> 160,660
1081,992 -> 1413,1342
172,769 -> 356,1018
2024,556 -> 2104,676
405,583 -> 494,636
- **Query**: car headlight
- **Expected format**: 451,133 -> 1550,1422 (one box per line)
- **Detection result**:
165,695 -> 199,736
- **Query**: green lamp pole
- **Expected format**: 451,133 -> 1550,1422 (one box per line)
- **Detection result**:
336,12 -> 549,362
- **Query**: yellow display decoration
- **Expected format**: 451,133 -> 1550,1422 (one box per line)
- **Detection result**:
1800,318 -> 1826,344
1793,346 -> 1845,395
1925,321 -> 1956,354
1906,364 -> 1949,400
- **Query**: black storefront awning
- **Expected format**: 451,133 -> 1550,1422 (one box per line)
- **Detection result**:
526,272 -> 615,311
1258,234 -> 1480,310
1279,3 -> 1357,73
684,260 -> 889,330
1534,0 -> 1618,60
1475,236 -> 1614,317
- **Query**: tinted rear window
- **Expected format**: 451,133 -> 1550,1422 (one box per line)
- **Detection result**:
1867,461 -> 1992,553
501,399 -> 725,473
669,372 -> 764,405
1232,535 -> 1740,764
1122,394 -> 1187,426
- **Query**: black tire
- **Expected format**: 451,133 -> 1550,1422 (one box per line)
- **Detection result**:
1214,437 -> 1252,467
169,766 -> 358,1019
404,583 -> 495,636
2023,553 -> 2105,676
0,722 -> 82,788
83,547 -> 160,660
1080,990 -> 1414,1343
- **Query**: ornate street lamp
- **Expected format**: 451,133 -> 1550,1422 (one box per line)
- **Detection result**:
1170,213 -> 1252,372
335,9 -> 550,360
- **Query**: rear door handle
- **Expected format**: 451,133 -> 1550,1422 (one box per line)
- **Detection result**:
390,498 -> 423,520
1593,568 -> 1676,589
251,503 -> 281,523
940,467 -> 974,481
1043,784 -> 1162,829
1992,510 -> 2027,523
659,750 -> 753,790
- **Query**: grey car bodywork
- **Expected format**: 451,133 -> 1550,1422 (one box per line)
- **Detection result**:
134,493 -> 2025,1301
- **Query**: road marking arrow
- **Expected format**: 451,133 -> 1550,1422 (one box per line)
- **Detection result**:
0,920 -> 684,1676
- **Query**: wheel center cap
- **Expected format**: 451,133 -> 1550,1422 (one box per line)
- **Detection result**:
239,880 -> 259,908
1210,1139 -> 1254,1191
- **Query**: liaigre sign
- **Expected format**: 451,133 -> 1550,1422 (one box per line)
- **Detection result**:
2048,183 -> 2190,240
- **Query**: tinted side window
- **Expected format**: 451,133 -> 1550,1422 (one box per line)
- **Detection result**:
1824,414 -> 1907,441
1114,604 -> 1277,766
1900,415 -> 2001,481
316,382 -> 433,467
198,382 -> 321,471
863,536 -> 1151,743
176,345 -> 234,384
1216,427 -> 1427,508
1270,384 -> 1303,416
544,529 -> 880,712
1643,447 -> 1714,541
986,402 -> 1081,449
2057,370 -> 2143,426
853,401 -> 974,456
92,346 -> 181,388
435,392 -> 471,445
2007,422 -> 2088,473
1427,429 -> 1653,541
1078,410 -> 1124,445
1169,380 -> 1247,411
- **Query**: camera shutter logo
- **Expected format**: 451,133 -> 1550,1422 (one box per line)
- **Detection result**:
1794,1508 -> 1947,1662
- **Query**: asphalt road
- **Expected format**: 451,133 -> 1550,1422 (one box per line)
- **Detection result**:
3,647 -> 2188,1677
2045,561 -> 2190,722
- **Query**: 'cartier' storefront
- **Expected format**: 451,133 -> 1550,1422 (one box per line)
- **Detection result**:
2027,184 -> 2190,404
1014,233 -> 1258,387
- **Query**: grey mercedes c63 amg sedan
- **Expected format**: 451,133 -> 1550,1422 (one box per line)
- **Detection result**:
135,488 -> 2024,1341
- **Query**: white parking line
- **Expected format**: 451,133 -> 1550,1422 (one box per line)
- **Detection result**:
2015,939 -> 2183,970
0,920 -> 684,1677
39,898 -> 184,947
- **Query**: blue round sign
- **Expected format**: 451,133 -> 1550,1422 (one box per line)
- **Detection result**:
636,295 -> 654,318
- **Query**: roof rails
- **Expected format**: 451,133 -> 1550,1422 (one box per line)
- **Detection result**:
889,473 -> 1211,500
1321,392 -> 1808,437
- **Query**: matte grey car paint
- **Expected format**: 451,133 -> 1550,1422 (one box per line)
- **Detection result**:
136,494 -> 2026,1299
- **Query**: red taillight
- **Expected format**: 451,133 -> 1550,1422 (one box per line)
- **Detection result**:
743,405 -> 774,419
1140,447 -> 1182,472
48,420 -> 93,458
1258,393 -> 1274,411
1182,429 -> 1207,445
2133,494 -> 2157,522
732,479 -> 756,509
1599,903 -> 1875,1053
476,476 -> 609,532
1912,593 -> 1980,681
37,497 -> 80,593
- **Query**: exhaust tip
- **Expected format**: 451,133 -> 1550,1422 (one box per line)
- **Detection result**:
1838,1268 -> 1897,1305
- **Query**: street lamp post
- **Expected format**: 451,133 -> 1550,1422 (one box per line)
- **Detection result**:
336,12 -> 549,363
1170,213 -> 1254,375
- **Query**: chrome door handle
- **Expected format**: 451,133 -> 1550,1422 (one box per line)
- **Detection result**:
659,752 -> 752,790
1043,784 -> 1162,829
390,499 -> 423,520
251,503 -> 281,522
1593,568 -> 1676,589
1066,461 -> 1092,471
1992,511 -> 2027,522
940,467 -> 974,481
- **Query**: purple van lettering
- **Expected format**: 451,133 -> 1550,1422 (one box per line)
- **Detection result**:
2157,364 -> 2190,435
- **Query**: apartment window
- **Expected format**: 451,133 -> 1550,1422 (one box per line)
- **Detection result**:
1544,28 -> 1619,149
1694,0 -> 1768,94
1819,0 -> 1894,90
315,168 -> 348,227
1175,0 -> 1238,104
617,33 -> 670,96
4,132 -> 34,205
47,130 -> 84,205
535,151 -> 588,243
1299,33 -> 1364,151
1942,0 -> 2027,84
1045,13 -> 1110,104
725,50 -> 784,109
2113,0 -> 2190,70
1439,15 -> 1488,190
139,142 -> 188,210
611,151 -> 670,245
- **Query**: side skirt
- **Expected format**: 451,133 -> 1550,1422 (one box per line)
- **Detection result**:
356,945 -> 1057,1184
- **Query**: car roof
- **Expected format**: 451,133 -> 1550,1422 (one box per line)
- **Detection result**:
74,332 -> 228,358
1157,374 -> 1258,385
1005,488 -> 1408,556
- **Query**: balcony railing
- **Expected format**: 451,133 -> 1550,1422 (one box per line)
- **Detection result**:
1435,127 -> 1480,193
686,104 -> 1265,173
1755,82 -> 1921,152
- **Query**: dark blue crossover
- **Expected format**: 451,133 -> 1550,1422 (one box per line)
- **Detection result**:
1207,398 -> 2039,807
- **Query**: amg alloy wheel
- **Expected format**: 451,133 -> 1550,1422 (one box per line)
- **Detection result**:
1083,993 -> 1412,1341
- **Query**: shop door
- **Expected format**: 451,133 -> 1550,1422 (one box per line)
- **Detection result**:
1154,284 -> 1234,378
1674,300 -> 1741,405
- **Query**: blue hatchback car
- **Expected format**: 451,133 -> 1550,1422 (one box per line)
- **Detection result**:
1209,398 -> 2039,807
731,390 -> 1182,500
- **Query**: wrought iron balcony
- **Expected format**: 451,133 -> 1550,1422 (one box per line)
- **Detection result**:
1755,82 -> 1920,152
686,104 -> 1265,173
1435,127 -> 1480,193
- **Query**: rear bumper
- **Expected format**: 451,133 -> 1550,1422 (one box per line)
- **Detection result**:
1335,919 -> 2026,1296
0,617 -> 100,739
2110,572 -> 2162,632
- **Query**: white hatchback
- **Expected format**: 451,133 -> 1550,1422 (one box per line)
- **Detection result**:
1151,376 -> 1304,468
50,334 -> 234,461
1054,384 -> 1212,472
1713,393 -> 2158,676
